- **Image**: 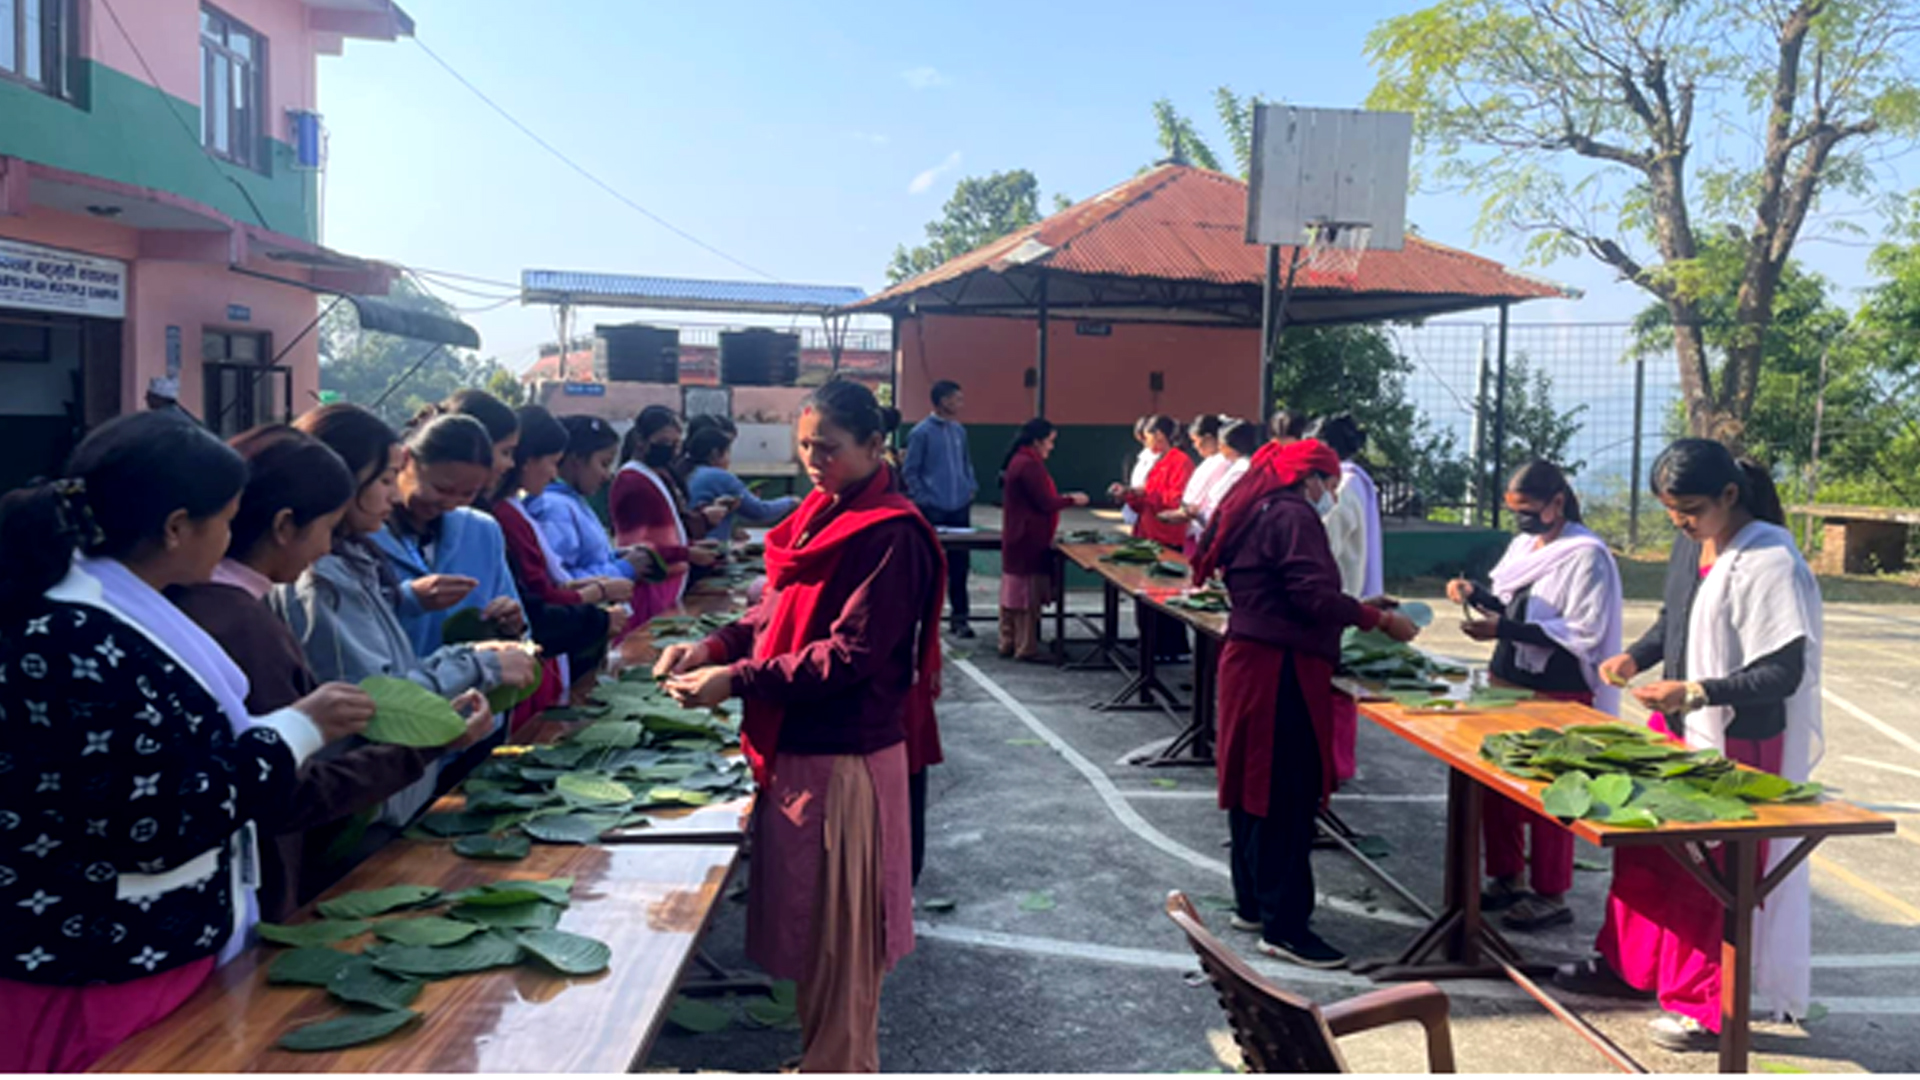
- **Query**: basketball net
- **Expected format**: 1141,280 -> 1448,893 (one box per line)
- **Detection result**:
1301,222 -> 1372,288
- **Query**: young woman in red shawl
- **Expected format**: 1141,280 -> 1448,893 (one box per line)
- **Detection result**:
1193,438 -> 1420,970
999,418 -> 1090,661
1110,413 -> 1195,661
656,379 -> 944,1073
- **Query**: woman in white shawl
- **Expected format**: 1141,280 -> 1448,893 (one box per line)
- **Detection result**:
1559,439 -> 1822,1053
1447,461 -> 1623,932
1312,414 -> 1384,787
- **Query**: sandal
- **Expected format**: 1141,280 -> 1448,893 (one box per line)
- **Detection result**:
1553,957 -> 1653,999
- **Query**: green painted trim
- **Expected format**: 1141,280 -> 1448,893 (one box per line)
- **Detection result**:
0,60 -> 318,241
964,423 -> 1139,506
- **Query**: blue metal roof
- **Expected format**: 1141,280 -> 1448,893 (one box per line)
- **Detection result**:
520,271 -> 865,315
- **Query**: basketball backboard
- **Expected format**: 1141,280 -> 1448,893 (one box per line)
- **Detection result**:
1245,105 -> 1411,251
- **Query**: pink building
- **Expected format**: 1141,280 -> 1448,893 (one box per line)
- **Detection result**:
0,0 -> 412,491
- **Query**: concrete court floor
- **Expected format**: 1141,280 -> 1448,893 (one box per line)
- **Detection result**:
646,576 -> 1920,1075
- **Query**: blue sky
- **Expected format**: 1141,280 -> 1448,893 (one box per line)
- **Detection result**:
315,0 -> 1916,370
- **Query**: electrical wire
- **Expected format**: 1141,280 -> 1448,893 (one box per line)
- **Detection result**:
411,36 -> 780,283
96,0 -> 274,232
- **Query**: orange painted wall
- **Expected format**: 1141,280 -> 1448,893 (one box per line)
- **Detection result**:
895,313 -> 1262,425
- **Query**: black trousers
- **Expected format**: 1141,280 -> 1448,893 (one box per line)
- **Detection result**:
921,504 -> 971,624
909,767 -> 929,885
1227,654 -> 1323,944
1135,604 -> 1190,663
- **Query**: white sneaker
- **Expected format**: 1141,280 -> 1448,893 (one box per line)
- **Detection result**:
1648,1013 -> 1716,1052
1228,914 -> 1260,933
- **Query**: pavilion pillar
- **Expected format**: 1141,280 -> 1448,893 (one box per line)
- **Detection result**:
1035,271 -> 1051,418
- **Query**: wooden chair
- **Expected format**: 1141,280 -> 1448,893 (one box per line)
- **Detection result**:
1165,891 -> 1457,1073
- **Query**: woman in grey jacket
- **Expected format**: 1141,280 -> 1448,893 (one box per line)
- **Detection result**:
275,406 -> 538,827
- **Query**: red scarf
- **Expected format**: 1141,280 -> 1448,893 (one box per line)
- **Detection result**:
741,467 -> 946,785
1191,438 -> 1342,584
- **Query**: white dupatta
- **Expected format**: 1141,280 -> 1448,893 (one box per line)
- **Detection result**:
1341,461 -> 1384,599
1487,524 -> 1625,715
618,461 -> 689,605
1684,519 -> 1823,1021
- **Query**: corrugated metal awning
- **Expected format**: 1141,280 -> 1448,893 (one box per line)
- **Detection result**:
520,271 -> 864,316
349,294 -> 480,349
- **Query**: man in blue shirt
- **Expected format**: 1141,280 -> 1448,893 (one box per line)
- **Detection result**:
904,379 -> 979,637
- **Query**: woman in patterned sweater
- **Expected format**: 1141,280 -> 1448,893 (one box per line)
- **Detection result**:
0,412 -> 373,1072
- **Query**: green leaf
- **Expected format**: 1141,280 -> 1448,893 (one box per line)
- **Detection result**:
453,834 -> 532,860
373,932 -> 524,978
920,897 -> 957,913
415,810 -> 500,838
327,960 -> 424,1011
645,787 -> 714,807
440,607 -> 494,645
317,885 -> 442,920
267,946 -> 360,987
1603,807 -> 1662,829
463,790 -> 559,814
1802,1002 -> 1829,1024
522,812 -> 621,845
278,1008 -> 420,1052
1782,782 -> 1825,802
256,920 -> 371,948
1589,774 -> 1635,809
516,929 -> 612,975
1541,771 -> 1594,820
450,900 -> 562,930
554,772 -> 634,805
1630,785 -> 1719,823
667,995 -> 733,1034
1755,1061 -> 1809,1074
373,916 -> 486,947
1710,770 -> 1796,802
487,659 -> 543,718
744,980 -> 801,1030
1018,891 -> 1057,912
572,721 -> 644,748
360,676 -> 468,748
1573,857 -> 1608,872
448,877 -> 575,907
1150,778 -> 1179,790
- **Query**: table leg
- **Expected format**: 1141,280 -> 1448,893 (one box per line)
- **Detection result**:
1719,839 -> 1757,1074
1093,599 -> 1188,716
1052,552 -> 1068,663
1066,579 -> 1129,673
1142,632 -> 1216,767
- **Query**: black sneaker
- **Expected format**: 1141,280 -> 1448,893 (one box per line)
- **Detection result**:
949,621 -> 976,639
1258,931 -> 1347,970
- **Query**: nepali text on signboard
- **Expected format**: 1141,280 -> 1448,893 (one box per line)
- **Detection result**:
0,239 -> 129,320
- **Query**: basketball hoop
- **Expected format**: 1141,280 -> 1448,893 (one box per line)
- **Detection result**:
1300,221 -> 1372,288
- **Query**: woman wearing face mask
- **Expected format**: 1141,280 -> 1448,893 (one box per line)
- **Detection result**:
654,380 -> 943,1073
0,412 -> 375,1072
493,406 -> 619,690
1558,440 -> 1821,1052
171,425 -> 493,919
611,406 -> 722,614
1194,438 -> 1419,972
372,412 -> 528,658
1444,460 -> 1624,934
528,415 -> 666,590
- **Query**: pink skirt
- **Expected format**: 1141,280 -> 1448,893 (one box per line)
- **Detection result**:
0,957 -> 214,1072
998,572 -> 1053,612
746,743 -> 915,980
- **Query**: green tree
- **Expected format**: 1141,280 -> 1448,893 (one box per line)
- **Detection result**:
1367,0 -> 1920,446
1143,88 -> 1266,177
1270,325 -> 1472,509
1150,98 -> 1222,171
887,170 -> 1047,284
1474,353 -> 1590,477
320,278 -> 499,427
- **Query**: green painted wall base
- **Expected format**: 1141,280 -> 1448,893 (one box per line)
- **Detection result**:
957,423 -> 1138,504
1382,524 -> 1509,582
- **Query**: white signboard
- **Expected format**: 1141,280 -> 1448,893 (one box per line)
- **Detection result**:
0,238 -> 129,319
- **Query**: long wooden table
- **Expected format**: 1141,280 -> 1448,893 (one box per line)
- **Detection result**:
91,840 -> 739,1073
1355,696 -> 1895,1073
96,583 -> 761,1073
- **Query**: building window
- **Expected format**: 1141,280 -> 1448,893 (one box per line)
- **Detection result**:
199,6 -> 263,169
0,0 -> 73,97
203,329 -> 287,437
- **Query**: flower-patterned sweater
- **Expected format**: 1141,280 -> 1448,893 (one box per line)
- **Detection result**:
0,602 -> 313,985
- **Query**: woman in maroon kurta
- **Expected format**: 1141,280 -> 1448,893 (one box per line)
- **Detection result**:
656,380 -> 944,1073
1194,438 -> 1419,970
998,419 -> 1090,661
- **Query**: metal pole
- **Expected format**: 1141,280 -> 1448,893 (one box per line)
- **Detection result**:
1806,343 -> 1832,549
1259,245 -> 1279,426
1035,271 -> 1050,419
888,314 -> 901,410
1630,355 -> 1647,550
1469,335 -> 1490,528
1491,304 -> 1510,531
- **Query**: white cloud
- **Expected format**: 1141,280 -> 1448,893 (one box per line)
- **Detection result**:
908,151 -> 963,195
899,66 -> 950,90
846,130 -> 889,146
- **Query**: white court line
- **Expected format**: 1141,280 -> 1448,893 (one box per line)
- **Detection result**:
913,922 -> 1920,1015
949,654 -> 1427,930
1822,686 -> 1920,763
1841,755 -> 1920,782
1123,790 -> 1447,804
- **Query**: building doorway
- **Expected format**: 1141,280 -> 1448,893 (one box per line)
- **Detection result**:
0,309 -> 121,493
203,328 -> 290,438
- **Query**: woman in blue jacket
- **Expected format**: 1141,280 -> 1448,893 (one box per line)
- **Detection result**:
684,424 -> 798,542
529,414 -> 664,584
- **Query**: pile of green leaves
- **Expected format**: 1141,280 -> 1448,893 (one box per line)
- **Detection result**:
1166,588 -> 1229,613
1058,528 -> 1128,545
1148,559 -> 1188,578
1100,540 -> 1166,565
1480,722 -> 1823,828
420,672 -> 751,856
262,877 -> 611,1051
1391,686 -> 1534,712
1339,627 -> 1466,684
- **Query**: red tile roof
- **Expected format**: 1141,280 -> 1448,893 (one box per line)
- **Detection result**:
854,164 -> 1568,312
